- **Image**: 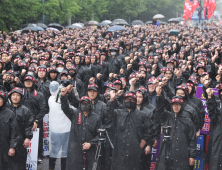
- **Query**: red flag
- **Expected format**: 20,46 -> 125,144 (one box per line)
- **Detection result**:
183,0 -> 193,20
207,0 -> 216,19
204,0 -> 210,18
192,0 -> 199,12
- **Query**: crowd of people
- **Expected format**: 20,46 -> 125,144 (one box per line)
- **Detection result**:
0,22 -> 222,170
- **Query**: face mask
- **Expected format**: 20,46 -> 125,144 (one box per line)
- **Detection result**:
124,101 -> 136,109
80,103 -> 90,111
111,52 -> 116,56
57,67 -> 64,73
143,44 -> 146,47
28,72 -> 34,76
69,72 -> 76,78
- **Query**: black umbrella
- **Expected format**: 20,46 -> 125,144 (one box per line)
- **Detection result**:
145,21 -> 152,25
111,19 -> 129,26
48,23 -> 63,31
66,25 -> 82,29
131,20 -> 144,26
22,27 -> 37,33
37,23 -> 48,29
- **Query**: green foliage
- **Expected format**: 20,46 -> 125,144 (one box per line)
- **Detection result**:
0,0 -> 185,31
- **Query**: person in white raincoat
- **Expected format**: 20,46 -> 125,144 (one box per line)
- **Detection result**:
48,81 -> 71,170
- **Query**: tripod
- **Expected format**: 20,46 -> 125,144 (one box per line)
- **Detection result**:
92,129 -> 114,170
162,126 -> 174,170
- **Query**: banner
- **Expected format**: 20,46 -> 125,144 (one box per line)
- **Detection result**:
43,114 -> 49,156
195,86 -> 218,134
195,135 -> 204,170
26,128 -> 39,170
150,137 -> 161,170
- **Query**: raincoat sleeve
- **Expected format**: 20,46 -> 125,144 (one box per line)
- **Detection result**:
188,121 -> 196,159
10,113 -> 19,148
25,109 -> 34,140
36,92 -> 47,122
156,95 -> 170,123
67,90 -> 79,108
198,100 -> 205,129
61,95 -> 78,121
142,112 -> 154,146
105,99 -> 118,126
206,95 -> 220,128
89,118 -> 102,146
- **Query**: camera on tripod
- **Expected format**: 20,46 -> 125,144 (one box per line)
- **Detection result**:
97,129 -> 106,142
162,126 -> 172,138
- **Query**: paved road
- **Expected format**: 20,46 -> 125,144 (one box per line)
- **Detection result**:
37,156 -> 61,170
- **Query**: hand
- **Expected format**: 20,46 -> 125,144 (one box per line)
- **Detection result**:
127,64 -> 132,70
120,68 -> 124,74
109,73 -> 114,80
110,90 -> 117,102
23,138 -> 30,148
196,129 -> 200,138
189,158 -> 195,166
134,56 -> 137,60
89,77 -> 95,84
8,148 -> 15,156
153,140 -> 157,147
152,64 -> 157,70
216,75 -> 221,82
145,145 -> 151,155
66,85 -> 73,93
82,142 -> 91,150
43,61 -> 48,65
21,69 -> 26,76
96,73 -> 102,80
113,74 -> 117,78
2,70 -> 6,76
14,77 -> 19,84
204,80 -> 210,88
206,88 -> 214,98
117,90 -> 124,96
14,59 -> 18,65
131,78 -> 137,86
174,68 -> 180,78
140,139 -> 146,149
61,87 -> 68,96
156,85 -> 162,96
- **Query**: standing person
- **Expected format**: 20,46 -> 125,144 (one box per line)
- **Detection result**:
0,90 -> 19,170
205,88 -> 222,169
22,74 -> 48,163
107,91 -> 154,170
155,86 -> 196,170
60,87 -> 102,170
48,81 -> 71,170
8,87 -> 33,170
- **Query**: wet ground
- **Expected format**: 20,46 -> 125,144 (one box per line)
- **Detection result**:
37,156 -> 61,170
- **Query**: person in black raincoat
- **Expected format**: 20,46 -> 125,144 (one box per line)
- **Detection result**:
136,88 -> 159,170
155,85 -> 196,170
36,65 -> 51,112
0,90 -> 19,170
21,74 -> 48,163
205,87 -> 222,169
60,86 -> 102,170
106,90 -> 154,170
7,87 -> 33,170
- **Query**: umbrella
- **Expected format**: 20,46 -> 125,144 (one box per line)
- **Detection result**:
170,29 -> 179,36
22,27 -> 37,33
97,20 -> 112,27
106,25 -> 127,32
168,18 -> 180,23
131,20 -> 144,26
33,26 -> 45,31
66,25 -> 82,29
158,20 -> 167,25
46,27 -> 60,32
85,21 -> 98,26
153,14 -> 165,19
145,21 -> 153,25
111,19 -> 129,26
102,20 -> 112,24
36,23 -> 48,29
48,23 -> 63,30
